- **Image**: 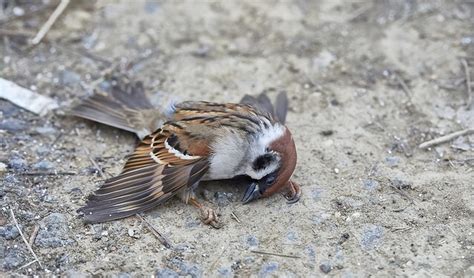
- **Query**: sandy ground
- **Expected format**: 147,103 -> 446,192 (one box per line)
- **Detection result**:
1,0 -> 473,276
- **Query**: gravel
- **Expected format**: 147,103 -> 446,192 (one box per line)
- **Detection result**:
2,247 -> 26,270
0,224 -> 20,240
35,213 -> 74,248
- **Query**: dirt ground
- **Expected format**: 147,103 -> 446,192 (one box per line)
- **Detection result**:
1,0 -> 473,276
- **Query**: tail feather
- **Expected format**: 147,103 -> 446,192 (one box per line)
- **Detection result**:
71,80 -> 160,139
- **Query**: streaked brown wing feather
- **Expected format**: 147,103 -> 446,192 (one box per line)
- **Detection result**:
78,128 -> 209,223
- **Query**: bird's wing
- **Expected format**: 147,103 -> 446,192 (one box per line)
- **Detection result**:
70,79 -> 162,139
78,126 -> 209,223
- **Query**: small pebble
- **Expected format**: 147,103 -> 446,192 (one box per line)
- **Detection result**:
155,268 -> 179,278
35,213 -> 74,248
8,157 -> 27,171
33,160 -> 55,171
0,162 -> 7,173
385,156 -> 400,167
259,262 -> 279,277
319,262 -> 332,274
0,119 -> 26,132
2,247 -> 26,270
0,224 -> 20,240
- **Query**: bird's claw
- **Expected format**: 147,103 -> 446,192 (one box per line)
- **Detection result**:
200,207 -> 222,229
282,180 -> 301,204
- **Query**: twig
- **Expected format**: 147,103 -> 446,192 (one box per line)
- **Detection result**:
29,225 -> 40,246
31,0 -> 70,45
18,259 -> 39,270
390,226 -> 413,232
230,211 -> 241,223
419,128 -> 474,149
22,171 -> 77,176
250,250 -> 301,259
461,59 -> 472,108
136,214 -> 172,249
83,147 -> 105,178
0,28 -> 35,37
9,209 -> 43,269
394,73 -> 413,101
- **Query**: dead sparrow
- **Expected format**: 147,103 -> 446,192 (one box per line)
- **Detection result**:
72,80 -> 300,228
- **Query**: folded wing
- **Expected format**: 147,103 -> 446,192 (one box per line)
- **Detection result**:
78,128 -> 209,223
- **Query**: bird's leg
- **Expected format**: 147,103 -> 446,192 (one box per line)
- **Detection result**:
188,197 -> 221,229
177,185 -> 221,229
281,180 -> 301,204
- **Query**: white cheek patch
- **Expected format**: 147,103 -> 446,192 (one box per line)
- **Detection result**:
246,159 -> 280,180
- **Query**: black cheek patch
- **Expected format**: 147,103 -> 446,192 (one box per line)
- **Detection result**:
252,153 -> 275,171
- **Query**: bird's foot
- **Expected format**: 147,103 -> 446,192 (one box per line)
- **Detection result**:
282,180 -> 301,204
199,206 -> 222,229
188,197 -> 222,229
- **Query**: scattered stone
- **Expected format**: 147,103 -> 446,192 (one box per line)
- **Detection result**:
385,156 -> 400,167
338,233 -> 350,245
286,231 -> 299,244
60,70 -> 81,86
33,160 -> 55,171
0,224 -> 20,240
2,247 -> 26,270
360,224 -> 384,250
0,162 -> 6,173
214,192 -> 233,206
35,213 -> 74,248
156,268 -> 179,278
64,270 -> 89,277
0,119 -> 26,132
114,273 -> 132,278
313,50 -> 336,71
231,260 -> 241,271
319,262 -> 332,274
35,145 -> 50,156
245,235 -> 259,247
144,1 -> 160,14
320,130 -> 334,136
311,188 -> 323,201
0,215 -> 6,226
390,177 -> 412,190
168,258 -> 202,278
243,256 -> 254,264
8,157 -> 27,171
363,179 -> 379,190
217,266 -> 233,277
305,245 -> 316,263
451,136 -> 471,151
259,261 -> 279,277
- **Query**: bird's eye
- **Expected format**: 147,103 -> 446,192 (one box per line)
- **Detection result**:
265,175 -> 276,185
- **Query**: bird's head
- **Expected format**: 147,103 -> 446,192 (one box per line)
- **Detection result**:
242,126 -> 298,204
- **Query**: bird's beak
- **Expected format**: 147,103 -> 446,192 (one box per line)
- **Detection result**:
242,181 -> 262,204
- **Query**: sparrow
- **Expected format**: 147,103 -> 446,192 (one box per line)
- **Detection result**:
72,78 -> 301,228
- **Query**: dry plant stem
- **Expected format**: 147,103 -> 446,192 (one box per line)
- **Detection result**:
136,214 -> 172,249
461,59 -> 472,108
31,0 -> 71,45
251,250 -> 301,259
394,73 -> 413,101
83,147 -> 105,179
9,209 -> 43,269
230,211 -> 241,223
419,128 -> 474,149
